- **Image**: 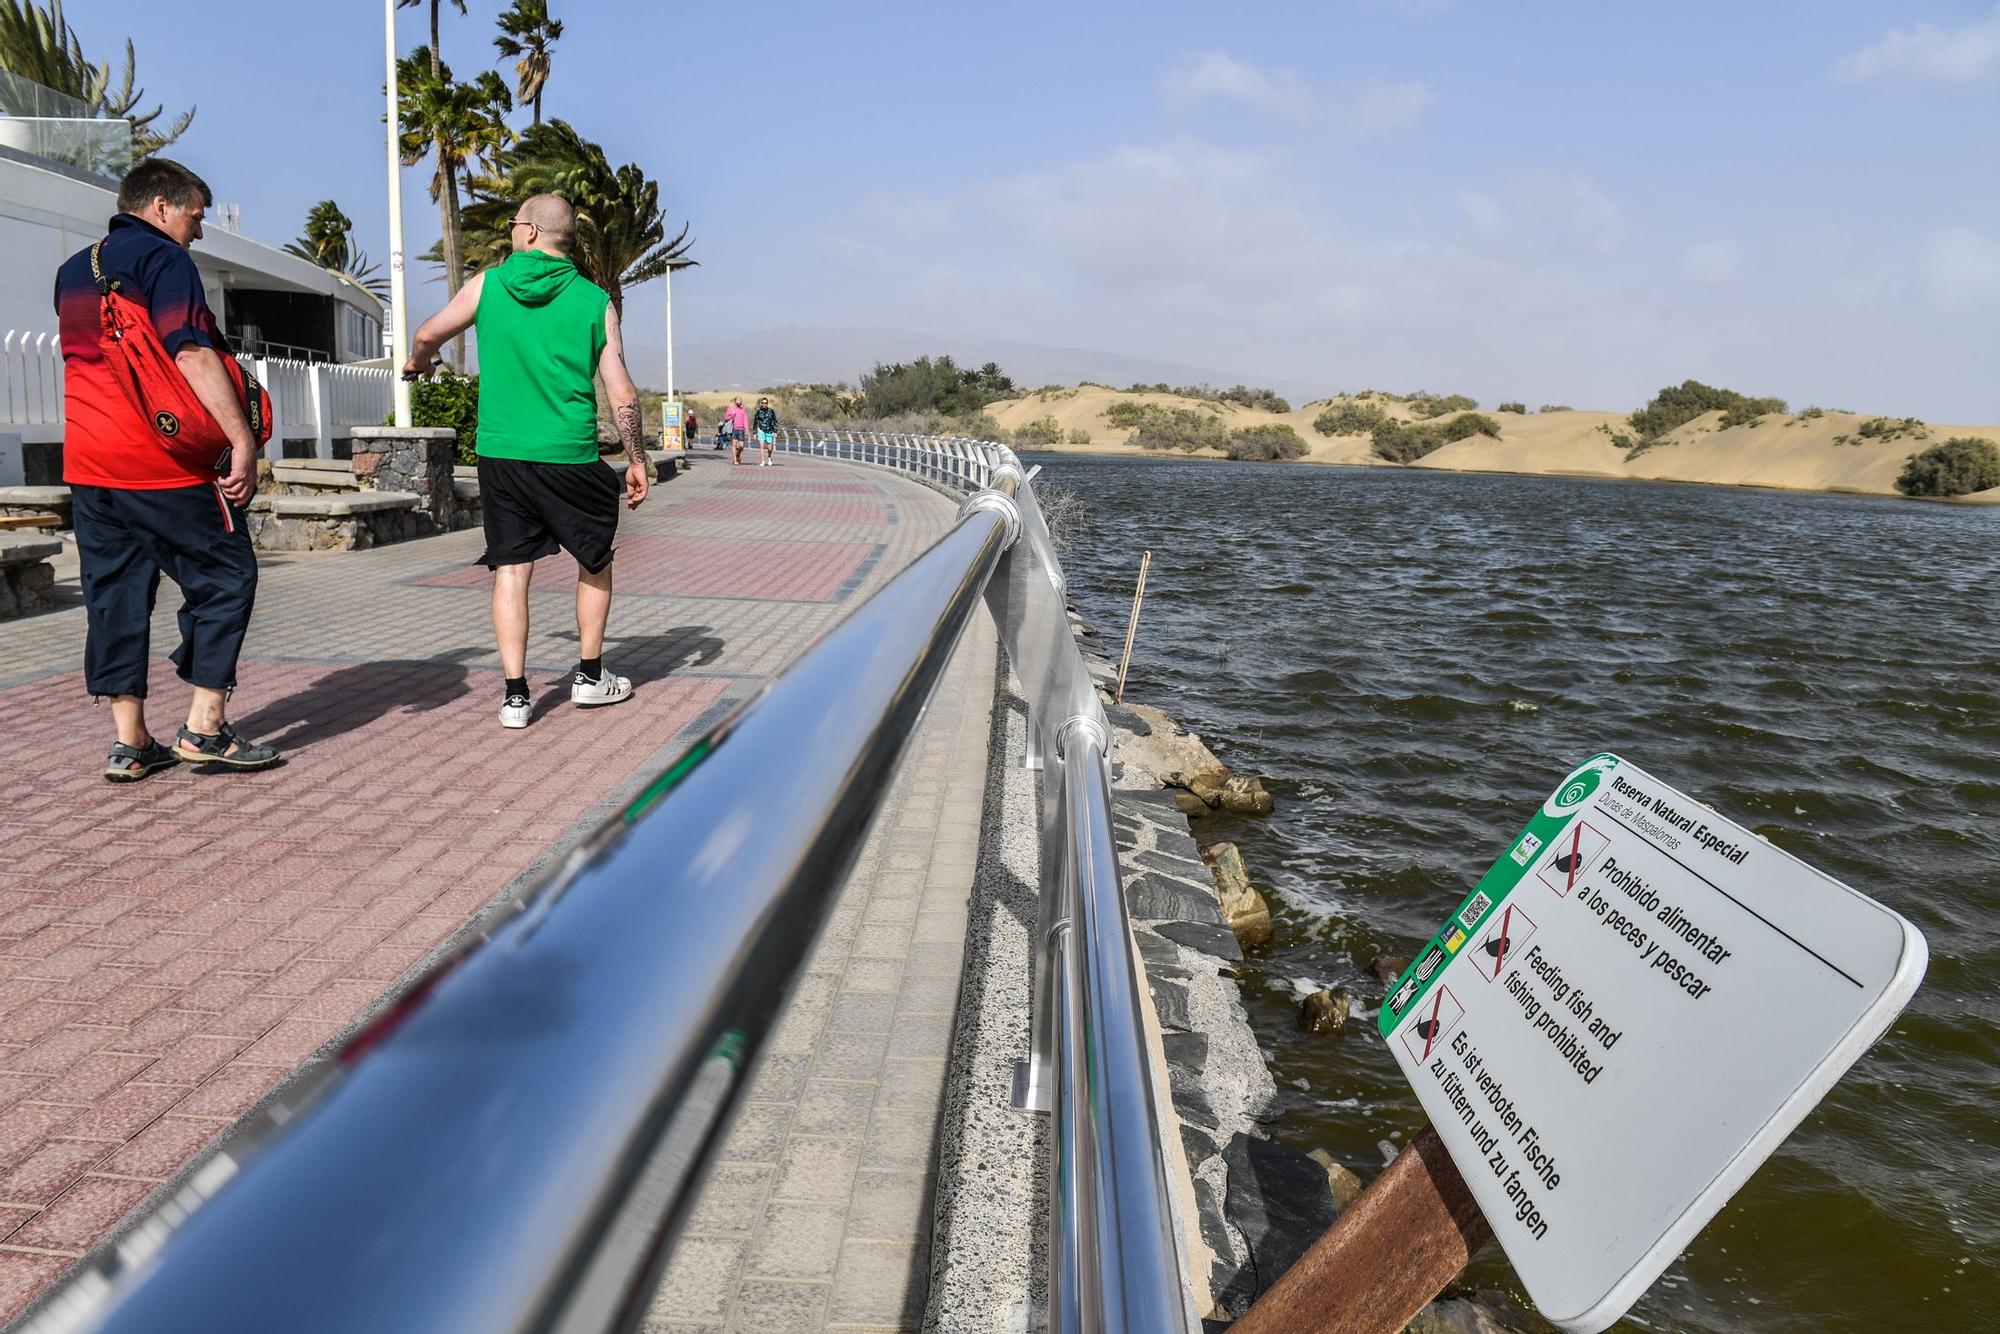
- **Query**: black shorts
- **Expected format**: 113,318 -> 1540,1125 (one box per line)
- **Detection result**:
477,456 -> 622,573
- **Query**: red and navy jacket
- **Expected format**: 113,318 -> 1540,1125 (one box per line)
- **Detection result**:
56,214 -> 225,489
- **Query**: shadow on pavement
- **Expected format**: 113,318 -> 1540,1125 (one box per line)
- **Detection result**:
234,646 -> 481,752
527,625 -> 726,723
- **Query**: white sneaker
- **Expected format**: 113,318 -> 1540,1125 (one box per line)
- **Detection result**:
571,668 -> 634,708
499,692 -> 531,729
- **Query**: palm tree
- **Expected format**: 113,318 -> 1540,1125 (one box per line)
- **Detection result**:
457,119 -> 695,318
396,0 -> 465,78
397,50 -> 512,363
284,199 -> 389,298
0,0 -> 193,156
493,0 -> 562,126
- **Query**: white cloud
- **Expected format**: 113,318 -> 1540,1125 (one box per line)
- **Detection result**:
1337,79 -> 1436,133
1681,239 -> 1748,285
1833,5 -> 2000,84
808,140 -> 1998,419
1164,51 -> 1433,133
1917,226 -> 2000,312
1165,51 -> 1315,118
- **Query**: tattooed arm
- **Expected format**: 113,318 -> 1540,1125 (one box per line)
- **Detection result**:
600,303 -> 649,508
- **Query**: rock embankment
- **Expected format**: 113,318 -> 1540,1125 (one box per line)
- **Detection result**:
1075,609 -> 1548,1333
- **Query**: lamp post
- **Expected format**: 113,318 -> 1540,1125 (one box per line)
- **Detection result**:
663,264 -> 679,448
385,0 -> 412,426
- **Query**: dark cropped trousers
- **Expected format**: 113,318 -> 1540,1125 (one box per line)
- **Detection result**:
71,481 -> 257,699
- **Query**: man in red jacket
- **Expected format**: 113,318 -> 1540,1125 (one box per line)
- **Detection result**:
56,157 -> 278,781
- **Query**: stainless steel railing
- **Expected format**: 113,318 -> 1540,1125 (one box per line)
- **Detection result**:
29,433 -> 1194,1334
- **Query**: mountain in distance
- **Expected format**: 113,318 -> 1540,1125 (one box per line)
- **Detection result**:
623,326 -> 1334,404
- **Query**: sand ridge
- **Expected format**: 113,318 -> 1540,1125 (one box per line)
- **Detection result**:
675,385 -> 2000,502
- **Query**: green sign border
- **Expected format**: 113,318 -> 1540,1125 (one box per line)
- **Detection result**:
1377,753 -> 1623,1038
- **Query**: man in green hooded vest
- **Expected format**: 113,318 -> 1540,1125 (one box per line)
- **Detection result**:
405,194 -> 650,729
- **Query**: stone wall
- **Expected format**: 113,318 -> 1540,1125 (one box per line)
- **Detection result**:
350,426 -> 460,530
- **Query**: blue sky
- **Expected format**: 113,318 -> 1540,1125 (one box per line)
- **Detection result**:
78,0 -> 2000,417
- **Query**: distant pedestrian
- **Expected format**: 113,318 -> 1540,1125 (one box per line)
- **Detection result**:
724,395 -> 749,465
57,156 -> 280,781
753,396 -> 779,466
683,404 -> 697,450
404,193 -> 650,730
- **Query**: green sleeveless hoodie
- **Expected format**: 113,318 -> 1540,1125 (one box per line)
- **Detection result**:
474,250 -> 610,464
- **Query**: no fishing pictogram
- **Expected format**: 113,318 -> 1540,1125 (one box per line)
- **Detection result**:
1536,819 -> 1609,898
1473,901 -> 1538,982
1402,984 -> 1466,1064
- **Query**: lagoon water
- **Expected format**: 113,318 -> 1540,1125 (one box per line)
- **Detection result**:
1031,452 -> 1999,1332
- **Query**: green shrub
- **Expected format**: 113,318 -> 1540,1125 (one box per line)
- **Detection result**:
1497,401 -> 1527,414
1537,403 -> 1572,413
762,382 -> 857,423
1215,384 -> 1290,413
860,356 -> 1014,416
1408,392 -> 1478,419
1858,416 -> 1928,443
1103,400 -> 1149,428
1629,380 -> 1786,441
1225,423 -> 1308,461
411,369 -> 479,465
1067,427 -> 1091,445
1718,403 -> 1767,430
1312,401 -> 1388,436
1797,405 -> 1825,420
1128,406 -> 1228,452
1439,412 -> 1502,441
1012,415 -> 1063,446
1371,419 -> 1447,462
1896,438 -> 2000,497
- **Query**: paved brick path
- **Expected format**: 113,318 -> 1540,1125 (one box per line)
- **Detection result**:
0,453 -> 979,1323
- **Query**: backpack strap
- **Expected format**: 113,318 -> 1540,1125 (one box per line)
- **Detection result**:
88,239 -> 120,297
239,363 -> 266,440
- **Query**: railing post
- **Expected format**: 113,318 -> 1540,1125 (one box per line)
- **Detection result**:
309,364 -> 334,461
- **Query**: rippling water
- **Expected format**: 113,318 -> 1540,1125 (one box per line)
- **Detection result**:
1031,453 -> 2000,1332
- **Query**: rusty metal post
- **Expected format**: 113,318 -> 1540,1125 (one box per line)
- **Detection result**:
1229,1127 -> 1493,1334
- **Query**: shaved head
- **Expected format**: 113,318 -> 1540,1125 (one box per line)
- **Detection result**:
517,194 -> 575,253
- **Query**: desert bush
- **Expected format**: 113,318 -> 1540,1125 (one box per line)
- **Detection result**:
1216,384 -> 1291,412
1497,401 -> 1527,414
1408,392 -> 1478,419
1718,403 -> 1768,430
1371,419 -> 1447,462
1896,438 -> 2000,497
1012,415 -> 1063,446
1128,406 -> 1228,452
1797,405 -> 1825,420
1629,380 -> 1787,441
761,382 -> 857,423
1537,404 -> 1572,413
860,355 -> 1014,417
1067,427 -> 1091,445
1225,423 -> 1308,461
1312,401 -> 1389,436
411,369 -> 479,465
1033,385 -> 1078,401
1439,412 -> 1502,442
1858,416 -> 1928,443
1103,400 -> 1149,428
1036,481 -> 1087,553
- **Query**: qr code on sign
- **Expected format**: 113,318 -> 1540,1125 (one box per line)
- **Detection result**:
1456,893 -> 1491,931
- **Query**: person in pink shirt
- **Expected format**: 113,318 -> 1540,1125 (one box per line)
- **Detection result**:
724,396 -> 750,465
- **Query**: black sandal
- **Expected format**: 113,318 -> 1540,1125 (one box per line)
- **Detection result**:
104,739 -> 179,783
172,722 -> 280,770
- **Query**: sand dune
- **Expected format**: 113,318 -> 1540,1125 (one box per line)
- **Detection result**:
675,384 -> 2000,503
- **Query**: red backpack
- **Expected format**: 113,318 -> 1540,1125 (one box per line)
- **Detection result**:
90,238 -> 272,468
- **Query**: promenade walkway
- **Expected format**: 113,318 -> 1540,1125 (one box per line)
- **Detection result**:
0,451 -> 995,1330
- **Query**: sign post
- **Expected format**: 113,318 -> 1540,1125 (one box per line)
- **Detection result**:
1238,753 -> 1926,1334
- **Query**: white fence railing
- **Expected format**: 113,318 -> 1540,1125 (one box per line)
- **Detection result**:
0,328 -> 395,463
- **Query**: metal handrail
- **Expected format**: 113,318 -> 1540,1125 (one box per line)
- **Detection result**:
31,433 -> 1193,1334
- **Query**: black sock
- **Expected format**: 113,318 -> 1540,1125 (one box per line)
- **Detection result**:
578,657 -> 602,683
504,676 -> 528,701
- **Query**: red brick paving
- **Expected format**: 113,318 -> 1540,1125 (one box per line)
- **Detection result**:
0,452 -> 951,1321
411,533 -> 878,602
